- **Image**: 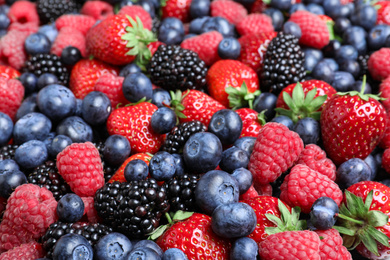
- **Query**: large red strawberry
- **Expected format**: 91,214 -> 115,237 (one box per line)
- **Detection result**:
235,108 -> 263,138
0,65 -> 20,79
376,1 -> 390,25
108,153 -> 152,183
161,0 -> 192,23
94,73 -> 127,109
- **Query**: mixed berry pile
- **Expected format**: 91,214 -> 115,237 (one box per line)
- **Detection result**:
0,0 -> 390,259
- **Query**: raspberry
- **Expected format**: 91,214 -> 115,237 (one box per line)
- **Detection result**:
376,1 -> 390,25
118,5 -> 152,30
0,241 -> 44,260
210,0 -> 247,25
81,197 -> 100,224
51,27 -> 86,58
0,30 -> 30,70
368,48 -> 390,81
280,164 -> 343,213
80,0 -> 114,21
0,78 -> 25,121
0,184 -> 58,252
236,14 -> 274,36
382,148 -> 390,174
94,73 -> 127,109
315,229 -> 352,260
7,1 -> 39,26
55,14 -> 96,36
380,76 -> 390,112
8,22 -> 39,34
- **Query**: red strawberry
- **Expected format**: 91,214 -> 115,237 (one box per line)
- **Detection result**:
108,153 -> 152,183
69,59 -> 119,99
94,73 -> 127,109
0,65 -> 20,79
118,5 -> 152,31
148,41 -> 164,57
210,0 -> 247,25
106,102 -> 164,154
289,10 -> 330,49
161,0 -> 192,23
368,48 -> 390,81
55,14 -> 96,36
0,77 -> 24,121
320,84 -> 387,165
236,14 -> 274,36
239,184 -> 259,200
382,148 -> 390,174
0,241 -> 44,260
315,229 -> 352,260
181,31 -> 223,66
380,115 -> 390,149
248,122 -> 304,186
0,184 -> 57,252
0,30 -> 30,70
380,76 -> 390,112
376,1 -> 390,25
235,108 -> 263,138
206,60 -> 259,108
80,0 -> 114,21
51,27 -> 86,58
7,1 -> 39,26
56,142 -> 105,197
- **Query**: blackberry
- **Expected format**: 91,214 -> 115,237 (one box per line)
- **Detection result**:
37,0 -> 79,24
357,54 -> 369,79
94,179 -> 170,238
94,142 -> 118,183
261,32 -> 306,95
161,120 -> 206,154
152,16 -> 160,34
163,174 -> 200,212
41,221 -> 113,259
147,45 -> 208,91
27,161 -> 71,201
24,54 -> 69,86
0,144 -> 18,161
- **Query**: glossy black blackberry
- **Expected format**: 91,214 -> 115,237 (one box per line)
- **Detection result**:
163,174 -> 200,212
41,221 -> 113,259
37,0 -> 79,24
357,54 -> 369,79
152,16 -> 160,34
0,144 -> 18,161
94,179 -> 170,238
27,161 -> 71,201
147,45 -> 208,91
94,142 -> 118,183
161,120 -> 206,154
24,54 -> 69,86
261,32 -> 306,95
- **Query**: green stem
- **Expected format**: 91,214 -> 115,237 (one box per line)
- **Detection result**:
165,212 -> 173,224
337,213 -> 365,225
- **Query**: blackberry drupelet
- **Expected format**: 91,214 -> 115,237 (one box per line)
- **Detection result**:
27,161 -> 71,201
161,120 -> 206,154
357,54 -> 369,79
94,142 -> 118,183
41,222 -> 113,259
37,0 -> 79,24
261,32 -> 306,95
24,54 -> 69,86
152,16 -> 160,34
94,179 -> 170,238
163,174 -> 200,212
0,144 -> 18,161
147,45 -> 208,91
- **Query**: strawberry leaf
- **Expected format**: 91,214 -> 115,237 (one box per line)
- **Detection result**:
333,226 -> 356,237
148,225 -> 168,240
360,230 -> 380,256
366,225 -> 390,248
226,82 -> 260,110
367,211 -> 389,228
172,211 -> 194,221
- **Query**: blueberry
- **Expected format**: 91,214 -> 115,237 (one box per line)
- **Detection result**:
19,72 -> 38,96
189,17 -> 209,34
61,46 -> 82,66
289,3 -> 306,15
162,248 -> 188,260
172,153 -> 185,176
132,240 -> 163,256
57,193 -> 85,223
230,237 -> 258,260
219,147 -> 249,173
306,3 -> 324,15
0,169 -> 27,198
322,40 -> 341,58
0,159 -> 19,172
351,4 -> 377,31
190,0 -> 210,19
332,71 -> 355,92
0,112 -> 13,146
349,80 -> 372,94
364,154 -> 377,181
149,151 -> 176,181
195,170 -> 239,215
312,59 -> 335,84
95,232 -> 133,260
338,60 -> 360,79
343,26 -> 367,55
37,84 -> 76,122
183,34 -> 197,40
56,116 -> 94,143
334,18 -> 351,35
137,0 -> 156,18
48,134 -> 72,158
323,0 -> 340,15
0,12 -> 9,30
103,135 -> 131,166
152,88 -> 171,108
119,63 -> 141,78
122,72 -> 153,103
263,8 -> 284,31
218,38 -> 241,60
158,17 -> 185,45
271,115 -> 294,130
231,167 -> 253,194
150,107 -> 177,134
309,197 -> 339,230
303,48 -> 323,72
293,117 -> 320,145
368,24 -> 390,51
270,0 -> 292,11
201,17 -> 235,38
124,159 -> 149,182
81,91 -> 112,126
52,233 -> 93,260
13,112 -> 52,144
14,140 -> 48,169
24,33 -> 51,56
233,137 -> 256,156
282,21 -> 302,39
119,0 -> 134,8
127,247 -> 160,260
37,73 -> 59,90
0,5 -> 9,15
335,45 -> 358,63
75,98 -> 83,117
253,92 -> 277,120
211,202 -> 257,238
38,24 -> 58,43
321,58 -> 339,72
336,158 -> 372,189
208,109 -> 242,145
328,3 -> 351,19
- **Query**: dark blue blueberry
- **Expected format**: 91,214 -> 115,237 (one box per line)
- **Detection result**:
37,73 -> 59,90
81,91 -> 112,126
95,232 -> 133,260
61,46 -> 82,66
306,3 -> 324,15
253,92 -> 277,120
37,84 -> 76,122
312,59 -> 335,84
303,48 -> 323,72
132,240 -> 163,256
162,248 -> 188,260
13,112 -> 52,144
334,17 -> 351,35
323,0 -> 340,15
24,33 -> 51,56
293,117 -> 320,145
364,154 -> 377,181
137,0 -> 156,18
0,169 -> 27,198
321,58 -> 339,72
152,88 -> 171,108
19,72 -> 38,96
231,167 -> 253,194
211,202 -> 256,238
122,72 -> 153,103
368,24 -> 390,51
230,237 -> 258,260
335,45 -> 358,63
289,3 -> 306,14
343,26 -> 367,55
271,115 -> 294,130
0,112 -> 13,146
38,24 -> 58,43
158,17 -> 185,45
332,71 -> 355,92
195,170 -> 239,215
338,59 -> 360,79
124,159 -> 149,182
52,233 -> 93,260
382,179 -> 390,188
350,4 -> 377,31
57,193 -> 85,223
14,140 -> 48,169
263,8 -> 284,31
201,17 -> 235,37
0,5 -> 10,15
282,21 -> 302,39
233,137 -> 256,156
328,3 -> 351,19
148,0 -> 160,9
172,153 -> 185,177
49,134 -> 72,158
0,159 -> 19,172
218,37 -> 241,60
150,107 -> 177,134
127,247 -> 160,260
322,40 -> 341,58
270,0 -> 292,11
190,0 -> 210,19
103,135 -> 131,166
219,147 -> 249,173
149,151 -> 176,181
183,33 -> 197,40
189,17 -> 210,34
208,109 -> 242,145
119,0 -> 135,8
43,132 -> 56,152
0,13 -> 10,30
119,63 -> 141,78
56,116 -> 94,143
309,197 -> 339,230
349,80 -> 372,94
336,158 -> 372,189
75,98 -> 83,117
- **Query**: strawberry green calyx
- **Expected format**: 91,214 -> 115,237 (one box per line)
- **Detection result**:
336,75 -> 385,102
258,110 -> 267,125
225,82 -> 261,110
148,211 -> 194,240
333,190 -> 390,256
274,82 -> 327,123
170,90 -> 189,119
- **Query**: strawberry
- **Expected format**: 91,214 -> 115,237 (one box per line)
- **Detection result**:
368,48 -> 390,81
210,0 -> 247,25
108,153 -> 152,183
161,0 -> 192,23
106,102 -> 164,154
376,1 -> 390,25
236,13 -> 274,36
380,120 -> 390,149
94,73 -> 127,109
80,0 -> 114,21
320,80 -> 387,165
0,65 -> 20,79
0,77 -> 24,121
206,60 -> 259,108
118,5 -> 153,31
314,229 -> 352,260
235,108 -> 263,138
382,148 -> 390,174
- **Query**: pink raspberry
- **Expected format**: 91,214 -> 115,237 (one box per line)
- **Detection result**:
0,77 -> 25,121
382,148 -> 390,174
7,1 -> 39,26
210,0 -> 247,25
368,48 -> 390,81
8,22 -> 39,34
236,14 -> 274,36
51,27 -> 86,58
56,14 -> 96,36
0,241 -> 45,260
380,76 -> 390,113
315,229 -> 352,260
0,30 -> 30,70
81,0 -> 114,21
81,197 -> 100,224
